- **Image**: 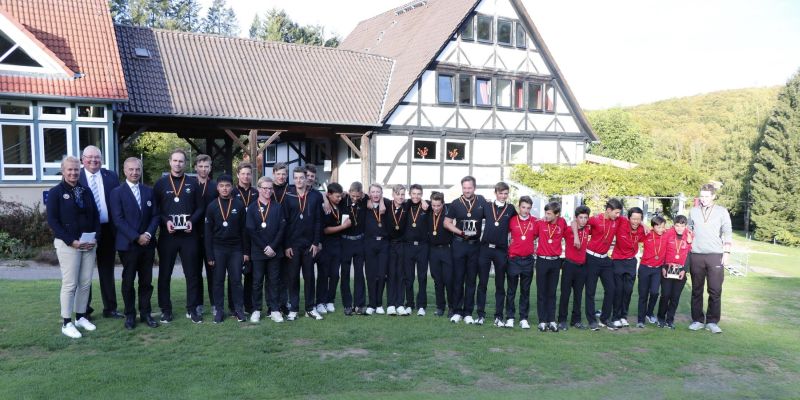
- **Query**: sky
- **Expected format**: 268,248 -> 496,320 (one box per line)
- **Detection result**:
200,0 -> 800,110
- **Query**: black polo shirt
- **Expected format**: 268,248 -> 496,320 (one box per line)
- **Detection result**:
323,201 -> 350,243
204,197 -> 246,254
364,198 -> 391,239
445,194 -> 487,239
234,185 -> 258,212
283,190 -> 323,248
480,200 -> 517,248
343,196 -> 368,236
428,205 -> 453,246
403,199 -> 430,243
153,173 -> 204,229
387,199 -> 408,241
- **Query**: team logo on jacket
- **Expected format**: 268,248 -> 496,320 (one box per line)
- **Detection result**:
147,200 -> 152,207
63,193 -> 70,199
232,209 -> 238,214
186,187 -> 191,193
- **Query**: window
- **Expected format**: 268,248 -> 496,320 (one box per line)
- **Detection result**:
0,31 -> 42,68
40,125 -> 72,179
1,124 -> 34,179
78,126 -> 107,165
515,23 -> 527,49
265,144 -> 277,163
509,142 -> 527,164
347,137 -> 361,161
445,140 -> 468,163
475,78 -> 492,107
458,75 -> 472,105
527,83 -> 544,111
0,100 -> 31,119
77,104 -> 106,121
514,81 -> 524,110
497,19 -> 512,46
476,15 -> 493,43
437,74 -> 455,104
38,103 -> 70,121
545,85 -> 555,112
460,16 -> 474,41
413,139 -> 439,162
496,79 -> 512,108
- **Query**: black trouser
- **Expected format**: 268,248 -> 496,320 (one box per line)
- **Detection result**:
387,241 -> 404,308
689,253 -> 724,324
90,222 -> 117,314
285,245 -> 316,312
316,239 -> 342,305
119,246 -> 155,317
585,253 -> 614,324
558,260 -> 586,325
506,256 -> 534,321
658,276 -> 686,324
197,234 -> 214,311
157,232 -> 200,313
278,258 -> 289,312
213,246 -> 243,315
252,256 -> 281,312
478,245 -> 508,319
341,238 -> 365,308
535,257 -> 561,323
452,239 -> 479,317
637,265 -> 661,323
612,257 -> 637,321
428,244 -> 453,313
403,242 -> 429,309
364,238 -> 389,309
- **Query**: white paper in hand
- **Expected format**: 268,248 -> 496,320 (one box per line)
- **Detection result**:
341,214 -> 350,225
79,232 -> 96,244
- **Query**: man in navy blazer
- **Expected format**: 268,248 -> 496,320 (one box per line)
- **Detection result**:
80,145 -> 122,319
110,157 -> 160,329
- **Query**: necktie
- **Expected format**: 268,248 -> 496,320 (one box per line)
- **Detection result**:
90,174 -> 103,211
132,184 -> 141,209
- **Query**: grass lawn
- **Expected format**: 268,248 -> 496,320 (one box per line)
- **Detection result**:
1,232 -> 799,399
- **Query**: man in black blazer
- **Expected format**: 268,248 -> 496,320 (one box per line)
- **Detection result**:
110,158 -> 160,329
79,145 -> 122,319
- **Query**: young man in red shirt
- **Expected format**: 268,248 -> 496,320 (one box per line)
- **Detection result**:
574,198 -> 623,331
558,205 -> 591,331
532,202 -> 568,332
505,196 -> 536,329
637,215 -> 667,328
658,215 -> 693,329
611,207 -> 645,328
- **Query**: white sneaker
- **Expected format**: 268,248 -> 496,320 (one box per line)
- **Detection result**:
316,304 -> 328,315
505,318 -> 515,328
326,303 -> 335,313
647,315 -> 657,324
689,321 -> 705,331
612,320 -> 622,328
306,310 -> 323,320
250,311 -> 261,323
376,306 -> 385,315
706,323 -> 723,334
450,314 -> 462,323
401,306 -> 412,316
287,311 -> 298,321
270,311 -> 284,323
61,322 -> 82,338
366,307 -> 375,315
417,308 -> 426,316
538,323 -> 547,332
520,320 -> 531,329
387,306 -> 397,315
476,317 -> 485,325
494,318 -> 504,327
620,318 -> 630,327
549,322 -> 559,332
75,317 -> 96,331
464,316 -> 475,325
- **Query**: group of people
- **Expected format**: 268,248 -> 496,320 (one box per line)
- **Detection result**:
47,147 -> 732,339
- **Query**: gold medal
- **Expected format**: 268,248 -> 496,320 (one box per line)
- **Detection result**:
378,223 -> 382,228
433,231 -> 438,236
169,174 -> 185,204
395,225 -> 400,230
467,212 -> 471,218
412,223 -> 417,228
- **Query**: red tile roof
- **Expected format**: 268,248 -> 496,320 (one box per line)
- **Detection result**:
0,0 -> 127,101
115,25 -> 395,127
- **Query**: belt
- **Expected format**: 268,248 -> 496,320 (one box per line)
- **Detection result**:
431,244 -> 450,248
407,241 -> 425,246
484,243 -> 506,250
641,264 -> 662,268
342,234 -> 364,241
453,236 -> 478,244
538,255 -> 561,260
586,249 -> 608,258
373,236 -> 384,241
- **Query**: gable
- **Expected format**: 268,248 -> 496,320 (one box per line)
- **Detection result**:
0,7 -> 72,77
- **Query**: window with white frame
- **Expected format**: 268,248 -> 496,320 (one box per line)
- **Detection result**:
528,82 -> 544,112
444,139 -> 468,163
514,81 -> 525,110
437,74 -> 455,104
508,142 -> 527,164
497,19 -> 513,46
347,137 -> 361,161
38,102 -> 70,121
0,99 -> 31,119
544,85 -> 556,113
0,30 -> 42,68
515,23 -> 527,49
265,144 -> 277,163
412,138 -> 439,162
476,15 -> 493,43
460,16 -> 474,41
458,74 -> 472,105
76,104 -> 107,121
475,77 -> 492,107
39,124 -> 72,179
496,79 -> 512,108
1,123 -> 34,179
78,126 -> 108,166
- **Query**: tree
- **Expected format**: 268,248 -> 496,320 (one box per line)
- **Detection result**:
249,8 -> 340,47
586,108 -> 652,163
749,69 -> 800,245
165,0 -> 201,32
200,0 -> 239,36
112,0 -> 201,32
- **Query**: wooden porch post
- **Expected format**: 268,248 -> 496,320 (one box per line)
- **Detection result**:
360,132 -> 371,184
248,129 -> 259,180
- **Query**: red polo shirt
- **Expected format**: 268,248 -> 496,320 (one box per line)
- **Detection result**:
611,216 -> 644,260
640,231 -> 667,267
564,225 -> 590,264
586,214 -> 619,255
508,215 -> 537,258
533,217 -> 567,257
664,228 -> 693,266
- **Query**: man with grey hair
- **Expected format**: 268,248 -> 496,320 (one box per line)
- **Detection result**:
79,145 -> 121,319
687,183 -> 732,334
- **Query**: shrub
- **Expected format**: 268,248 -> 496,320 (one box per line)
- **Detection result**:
0,195 -> 53,249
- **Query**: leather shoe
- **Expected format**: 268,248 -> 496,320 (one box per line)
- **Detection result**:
124,315 -> 136,330
104,310 -> 125,319
140,314 -> 158,328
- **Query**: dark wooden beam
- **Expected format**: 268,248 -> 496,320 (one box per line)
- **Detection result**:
224,129 -> 249,154
338,133 -> 362,158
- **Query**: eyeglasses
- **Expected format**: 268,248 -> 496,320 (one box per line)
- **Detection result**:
258,186 -> 272,190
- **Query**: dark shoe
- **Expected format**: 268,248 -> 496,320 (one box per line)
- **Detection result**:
124,315 -> 136,330
104,310 -> 125,319
213,312 -> 224,324
160,311 -> 173,324
355,307 -> 367,315
435,309 -> 444,317
235,311 -> 246,322
589,322 -> 599,331
344,307 -> 353,316
600,320 -> 617,331
558,322 -> 568,331
191,310 -> 203,324
141,314 -> 159,328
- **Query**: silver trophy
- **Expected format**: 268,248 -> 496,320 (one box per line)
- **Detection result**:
170,214 -> 190,230
666,264 -> 682,279
463,219 -> 477,237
